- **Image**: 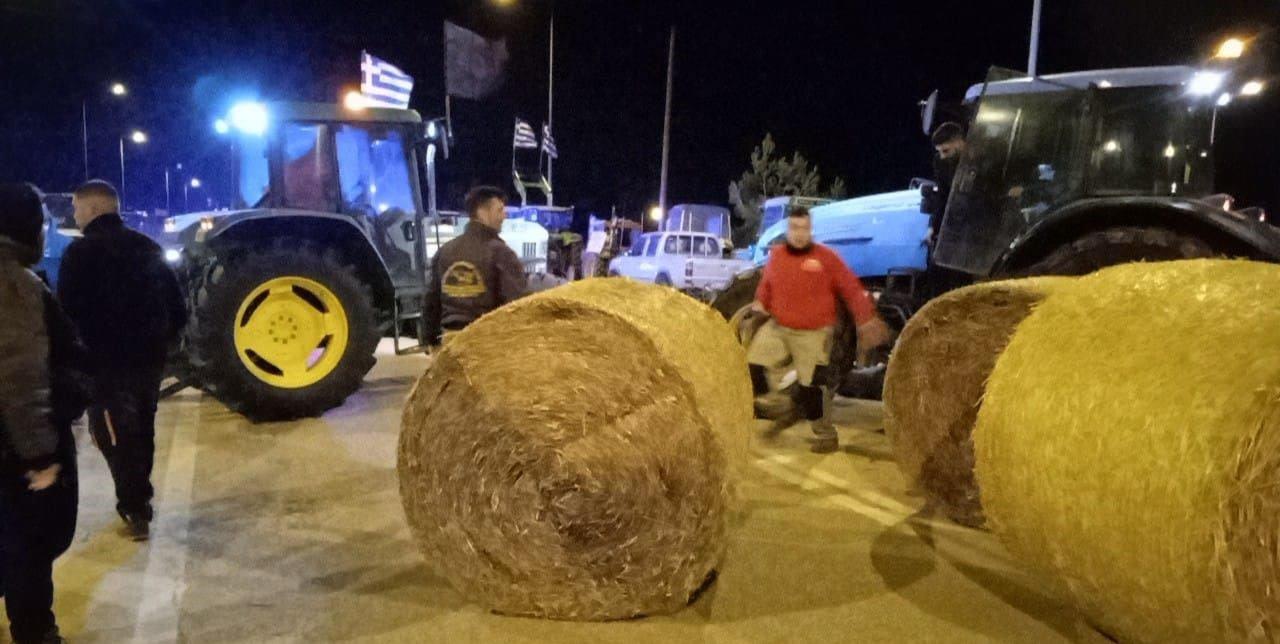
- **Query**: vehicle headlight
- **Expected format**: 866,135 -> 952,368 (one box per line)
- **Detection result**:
164,249 -> 182,263
199,217 -> 215,232
163,218 -> 177,234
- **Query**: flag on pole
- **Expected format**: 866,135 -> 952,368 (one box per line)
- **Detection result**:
361,51 -> 414,109
513,119 -> 538,149
445,22 -> 509,100
541,123 -> 558,159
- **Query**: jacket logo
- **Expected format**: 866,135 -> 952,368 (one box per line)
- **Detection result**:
801,258 -> 824,273
442,261 -> 487,298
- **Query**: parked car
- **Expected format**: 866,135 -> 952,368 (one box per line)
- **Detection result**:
36,193 -> 77,288
608,231 -> 753,290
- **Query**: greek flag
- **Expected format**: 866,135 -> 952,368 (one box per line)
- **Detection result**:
541,123 -> 558,159
513,119 -> 538,149
361,51 -> 413,109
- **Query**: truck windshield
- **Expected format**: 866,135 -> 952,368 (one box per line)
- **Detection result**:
758,202 -> 787,239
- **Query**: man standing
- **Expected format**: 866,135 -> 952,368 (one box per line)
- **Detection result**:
424,186 -> 527,345
58,180 -> 187,541
0,183 -> 87,644
748,207 -> 892,454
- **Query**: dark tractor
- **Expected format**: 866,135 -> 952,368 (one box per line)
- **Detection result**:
713,64 -> 1280,395
170,102 -> 448,421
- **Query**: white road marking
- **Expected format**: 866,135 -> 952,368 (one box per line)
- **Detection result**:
129,397 -> 201,642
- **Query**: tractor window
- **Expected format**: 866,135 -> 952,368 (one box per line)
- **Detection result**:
235,134 -> 270,209
281,123 -> 338,212
335,124 -> 417,217
1088,88 -> 1215,197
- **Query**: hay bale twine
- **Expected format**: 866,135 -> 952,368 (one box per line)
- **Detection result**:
882,278 -> 1063,527
974,259 -> 1280,643
398,278 -> 751,620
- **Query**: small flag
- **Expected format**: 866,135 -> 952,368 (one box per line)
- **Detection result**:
513,119 -> 538,149
361,51 -> 414,109
445,22 -> 509,100
541,123 -> 558,159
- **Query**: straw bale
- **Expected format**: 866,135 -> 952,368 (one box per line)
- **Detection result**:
398,278 -> 751,620
974,259 -> 1280,643
882,278 -> 1064,527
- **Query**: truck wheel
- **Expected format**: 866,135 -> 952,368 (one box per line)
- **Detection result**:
186,243 -> 379,422
1020,226 -> 1215,277
655,273 -> 674,287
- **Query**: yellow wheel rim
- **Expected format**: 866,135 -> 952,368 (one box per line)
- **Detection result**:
233,276 -> 349,389
728,303 -> 759,348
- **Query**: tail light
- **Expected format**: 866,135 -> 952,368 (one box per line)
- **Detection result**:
685,261 -> 694,277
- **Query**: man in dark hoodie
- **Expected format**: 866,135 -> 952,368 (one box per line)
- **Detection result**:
0,182 -> 88,644
57,180 -> 186,541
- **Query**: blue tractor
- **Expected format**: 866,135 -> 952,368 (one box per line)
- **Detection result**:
713,64 -> 1280,398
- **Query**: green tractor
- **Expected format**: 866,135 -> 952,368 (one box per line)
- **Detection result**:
714,64 -> 1280,396
168,102 -> 448,421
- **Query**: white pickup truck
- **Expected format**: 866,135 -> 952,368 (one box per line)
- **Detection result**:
607,231 -> 753,290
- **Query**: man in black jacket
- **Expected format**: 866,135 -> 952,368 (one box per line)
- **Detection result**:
57,180 -> 186,541
0,182 -> 88,644
424,186 -> 527,345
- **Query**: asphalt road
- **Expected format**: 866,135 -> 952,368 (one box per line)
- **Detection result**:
41,340 -> 1096,643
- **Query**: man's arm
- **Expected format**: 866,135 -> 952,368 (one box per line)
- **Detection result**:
0,272 -> 58,472
753,263 -> 774,314
423,252 -> 443,345
828,252 -> 892,363
493,243 -> 528,306
56,241 -> 89,330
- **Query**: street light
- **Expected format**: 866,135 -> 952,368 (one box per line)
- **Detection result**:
83,81 -> 131,181
1215,37 -> 1246,60
185,177 -> 202,212
343,90 -> 366,111
119,129 -> 147,212
213,119 -> 230,135
1241,80 -> 1265,96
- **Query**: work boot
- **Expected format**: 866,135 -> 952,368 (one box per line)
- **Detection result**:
122,514 -> 150,542
753,391 -> 795,420
763,404 -> 802,440
14,625 -> 64,644
810,437 -> 839,454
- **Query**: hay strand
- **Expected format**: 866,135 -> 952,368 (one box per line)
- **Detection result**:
882,278 -> 1064,527
397,278 -> 751,620
974,259 -> 1280,643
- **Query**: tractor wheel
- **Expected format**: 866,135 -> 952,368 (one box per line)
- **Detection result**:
186,243 -> 379,422
1019,226 -> 1215,277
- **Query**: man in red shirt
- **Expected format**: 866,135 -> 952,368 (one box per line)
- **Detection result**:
749,207 -> 892,453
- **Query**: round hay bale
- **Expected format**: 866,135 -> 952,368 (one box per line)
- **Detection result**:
974,259 -> 1280,643
398,278 -> 751,620
882,278 -> 1064,527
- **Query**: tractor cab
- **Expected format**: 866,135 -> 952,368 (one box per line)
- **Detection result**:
932,66 -> 1280,276
218,102 -> 443,290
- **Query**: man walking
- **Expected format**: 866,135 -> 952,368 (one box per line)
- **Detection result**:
424,186 -> 527,345
58,180 -> 187,541
0,183 -> 88,644
748,207 -> 892,453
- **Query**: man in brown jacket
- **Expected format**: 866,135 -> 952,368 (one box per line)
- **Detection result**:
424,186 -> 527,345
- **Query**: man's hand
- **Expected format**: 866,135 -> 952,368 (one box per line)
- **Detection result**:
855,317 -> 893,366
25,464 -> 61,491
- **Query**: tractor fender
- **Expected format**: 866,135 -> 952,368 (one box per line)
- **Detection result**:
997,197 -> 1280,274
184,209 -> 397,311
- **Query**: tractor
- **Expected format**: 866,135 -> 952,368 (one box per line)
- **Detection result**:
713,63 -> 1280,397
168,101 -> 449,421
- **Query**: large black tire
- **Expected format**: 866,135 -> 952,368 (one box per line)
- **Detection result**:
1019,226 -> 1215,277
186,242 -> 379,422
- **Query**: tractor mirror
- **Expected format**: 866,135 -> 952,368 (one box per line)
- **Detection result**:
920,90 -> 939,137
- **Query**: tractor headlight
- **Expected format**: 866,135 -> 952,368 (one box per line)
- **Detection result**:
164,218 -> 177,234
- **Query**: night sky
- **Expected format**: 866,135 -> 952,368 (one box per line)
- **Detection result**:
1,0 -> 1277,217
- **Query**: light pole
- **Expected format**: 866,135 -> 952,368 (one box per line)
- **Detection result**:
83,82 -> 129,181
119,129 -> 147,211
185,177 -> 201,212
1027,0 -> 1043,76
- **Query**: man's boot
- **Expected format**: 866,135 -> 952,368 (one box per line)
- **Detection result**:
751,364 -> 796,420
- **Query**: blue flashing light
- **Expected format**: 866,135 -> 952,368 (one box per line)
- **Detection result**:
228,102 -> 269,136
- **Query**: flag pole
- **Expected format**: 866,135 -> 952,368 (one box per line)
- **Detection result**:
546,8 -> 555,206
658,26 -> 675,216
